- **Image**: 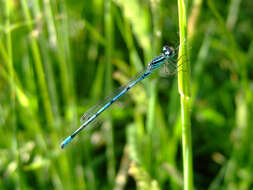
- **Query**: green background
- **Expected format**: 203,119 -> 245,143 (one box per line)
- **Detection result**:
0,0 -> 253,189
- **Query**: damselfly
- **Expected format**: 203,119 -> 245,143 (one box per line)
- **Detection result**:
61,46 -> 177,149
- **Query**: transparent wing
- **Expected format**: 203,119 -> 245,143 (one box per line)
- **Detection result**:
80,69 -> 147,124
159,55 -> 187,76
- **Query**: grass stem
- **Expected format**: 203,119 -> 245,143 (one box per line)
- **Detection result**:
21,0 -> 53,125
105,0 -> 116,186
177,0 -> 194,189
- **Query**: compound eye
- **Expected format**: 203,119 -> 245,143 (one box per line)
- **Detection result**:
163,46 -> 174,57
162,46 -> 169,53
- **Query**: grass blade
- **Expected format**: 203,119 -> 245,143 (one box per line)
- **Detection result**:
177,0 -> 194,189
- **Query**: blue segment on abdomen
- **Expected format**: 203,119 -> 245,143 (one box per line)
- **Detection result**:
113,88 -> 127,101
61,136 -> 72,149
97,102 -> 111,115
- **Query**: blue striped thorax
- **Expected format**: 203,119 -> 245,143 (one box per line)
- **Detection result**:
148,46 -> 175,71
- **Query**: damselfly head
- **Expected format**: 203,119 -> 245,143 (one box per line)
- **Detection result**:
163,46 -> 174,58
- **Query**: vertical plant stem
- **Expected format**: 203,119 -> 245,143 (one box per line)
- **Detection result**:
55,0 -> 77,122
188,0 -> 203,40
105,0 -> 115,186
21,0 -> 53,125
147,0 -> 162,135
177,0 -> 194,190
5,0 -> 20,188
42,0 -> 60,121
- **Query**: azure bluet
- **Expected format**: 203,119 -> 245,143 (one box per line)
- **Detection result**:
61,46 -> 176,148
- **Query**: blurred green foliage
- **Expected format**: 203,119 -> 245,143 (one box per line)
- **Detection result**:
0,0 -> 253,189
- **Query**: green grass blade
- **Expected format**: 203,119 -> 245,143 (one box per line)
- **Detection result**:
104,0 -> 116,186
177,0 -> 194,189
21,0 -> 53,125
